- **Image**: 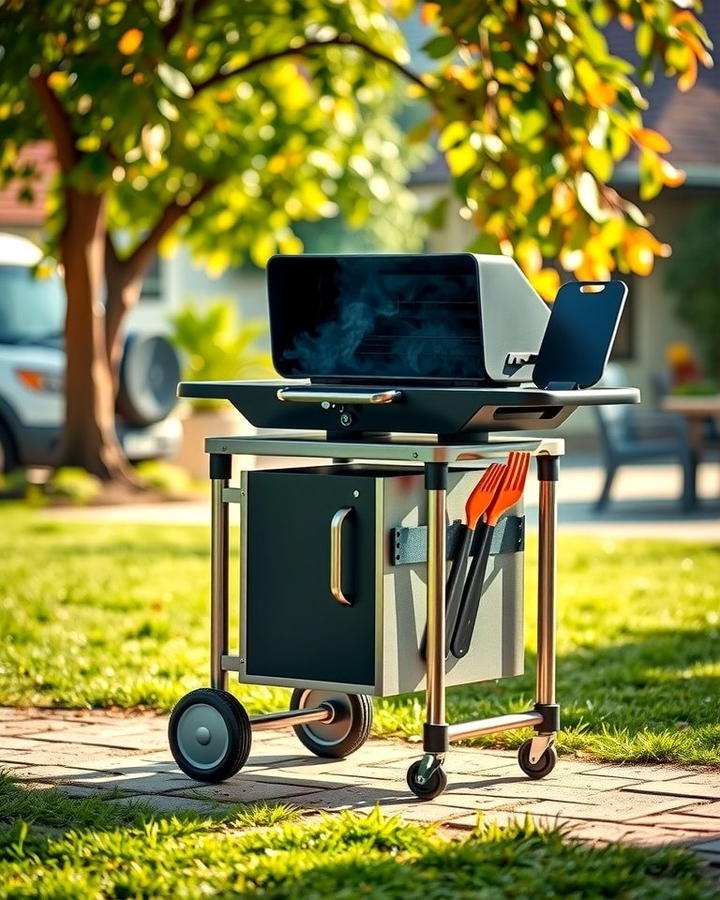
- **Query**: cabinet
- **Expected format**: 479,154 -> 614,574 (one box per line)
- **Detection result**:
239,464 -> 524,696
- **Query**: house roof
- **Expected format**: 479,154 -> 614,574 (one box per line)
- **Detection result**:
409,8 -> 720,187
0,142 -> 57,227
608,7 -> 720,185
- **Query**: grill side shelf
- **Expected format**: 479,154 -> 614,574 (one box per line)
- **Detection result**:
391,515 -> 524,566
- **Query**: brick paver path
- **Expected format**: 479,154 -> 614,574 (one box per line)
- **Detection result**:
2,707 -> 719,867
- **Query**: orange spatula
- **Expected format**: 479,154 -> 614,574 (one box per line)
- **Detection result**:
420,463 -> 505,660
450,451 -> 531,659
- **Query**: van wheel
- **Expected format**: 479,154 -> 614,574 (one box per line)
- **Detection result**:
0,420 -> 17,473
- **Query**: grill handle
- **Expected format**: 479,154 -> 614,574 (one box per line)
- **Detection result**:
277,388 -> 402,405
330,507 -> 353,607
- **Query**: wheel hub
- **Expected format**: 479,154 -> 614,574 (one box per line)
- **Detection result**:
176,703 -> 229,769
296,690 -> 353,746
195,726 -> 211,745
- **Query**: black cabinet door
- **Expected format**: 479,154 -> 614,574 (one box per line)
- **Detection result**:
245,471 -> 376,687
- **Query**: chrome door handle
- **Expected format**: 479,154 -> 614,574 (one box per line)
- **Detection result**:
330,507 -> 353,606
277,388 -> 402,405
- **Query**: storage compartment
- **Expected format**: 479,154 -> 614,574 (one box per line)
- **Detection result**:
239,464 -> 524,696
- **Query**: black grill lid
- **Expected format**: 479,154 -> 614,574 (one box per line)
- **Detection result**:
266,253 -> 549,386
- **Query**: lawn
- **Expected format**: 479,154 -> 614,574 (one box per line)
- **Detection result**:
0,775 -> 714,899
1,505 -> 719,764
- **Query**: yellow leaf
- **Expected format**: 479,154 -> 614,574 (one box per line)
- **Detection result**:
118,28 -> 143,55
586,81 -> 617,108
278,235 -> 303,254
439,120 -> 470,152
250,233 -> 276,267
529,268 -> 560,301
516,239 -> 542,275
47,71 -> 69,91
678,54 -> 698,92
420,2 -> 441,25
576,58 -> 600,92
622,227 -> 670,277
660,160 -> 686,188
446,143 -> 477,176
633,128 -> 672,153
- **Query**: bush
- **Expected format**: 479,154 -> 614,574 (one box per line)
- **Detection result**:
169,300 -> 273,411
45,467 -> 101,505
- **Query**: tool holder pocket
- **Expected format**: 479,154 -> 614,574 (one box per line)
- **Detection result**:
390,515 -> 525,566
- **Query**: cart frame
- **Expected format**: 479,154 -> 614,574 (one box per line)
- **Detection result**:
197,431 -> 562,792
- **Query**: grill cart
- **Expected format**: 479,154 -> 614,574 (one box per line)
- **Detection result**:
169,254 -> 639,799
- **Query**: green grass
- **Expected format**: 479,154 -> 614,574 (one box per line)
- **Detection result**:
1,505 -> 719,764
0,774 -> 715,899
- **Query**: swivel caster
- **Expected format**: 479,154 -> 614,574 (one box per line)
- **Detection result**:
169,688 -> 252,782
406,758 -> 448,800
517,738 -> 557,780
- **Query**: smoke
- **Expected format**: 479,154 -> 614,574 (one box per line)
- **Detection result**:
282,259 -> 482,378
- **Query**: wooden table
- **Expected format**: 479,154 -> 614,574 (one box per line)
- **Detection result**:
661,395 -> 720,504
661,395 -> 720,453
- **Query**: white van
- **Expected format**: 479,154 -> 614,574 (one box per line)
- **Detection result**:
0,232 -> 181,471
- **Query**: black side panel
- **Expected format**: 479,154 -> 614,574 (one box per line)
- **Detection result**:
246,470 -> 376,686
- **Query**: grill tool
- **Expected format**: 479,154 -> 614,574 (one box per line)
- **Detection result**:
451,452 -> 531,659
419,463 -> 505,661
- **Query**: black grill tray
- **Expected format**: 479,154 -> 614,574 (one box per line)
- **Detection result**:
177,380 -> 640,437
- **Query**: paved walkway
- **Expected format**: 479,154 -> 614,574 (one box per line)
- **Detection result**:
41,458 -> 720,539
2,708 -> 719,865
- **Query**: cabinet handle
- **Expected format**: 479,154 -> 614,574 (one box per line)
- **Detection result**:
330,507 -> 353,607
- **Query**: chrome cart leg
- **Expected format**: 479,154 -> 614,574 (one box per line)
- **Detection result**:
407,462 -> 449,799
523,454 -> 560,774
210,453 -> 231,692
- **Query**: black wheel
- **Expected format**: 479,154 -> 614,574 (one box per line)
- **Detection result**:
406,759 -> 448,800
169,688 -> 251,782
517,739 -> 557,780
289,689 -> 372,759
0,419 -> 17,474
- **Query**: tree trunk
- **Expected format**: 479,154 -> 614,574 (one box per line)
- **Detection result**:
58,188 -> 140,487
104,243 -> 144,393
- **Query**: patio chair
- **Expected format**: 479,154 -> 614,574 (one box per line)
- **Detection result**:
593,364 -> 696,510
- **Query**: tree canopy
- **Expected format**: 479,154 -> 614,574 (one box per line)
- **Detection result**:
0,0 -> 712,483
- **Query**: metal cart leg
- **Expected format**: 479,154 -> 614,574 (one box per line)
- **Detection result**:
529,455 -> 560,766
210,453 -> 231,692
407,463 -> 449,798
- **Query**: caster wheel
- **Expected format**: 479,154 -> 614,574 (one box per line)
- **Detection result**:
406,760 -> 448,800
289,689 -> 372,759
169,688 -> 251,782
517,739 -> 557,780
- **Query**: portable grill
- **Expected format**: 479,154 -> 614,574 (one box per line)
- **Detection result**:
170,253 -> 639,799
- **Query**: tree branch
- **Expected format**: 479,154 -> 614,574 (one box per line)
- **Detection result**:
192,35 -> 432,96
30,71 -> 78,173
125,179 -> 218,276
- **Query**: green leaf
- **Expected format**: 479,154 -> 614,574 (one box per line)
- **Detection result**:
509,109 -> 547,143
421,34 -> 456,59
422,196 -> 448,229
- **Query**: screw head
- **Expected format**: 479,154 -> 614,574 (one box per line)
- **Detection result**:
352,489 -> 360,498
340,412 -> 353,427
321,401 -> 331,410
